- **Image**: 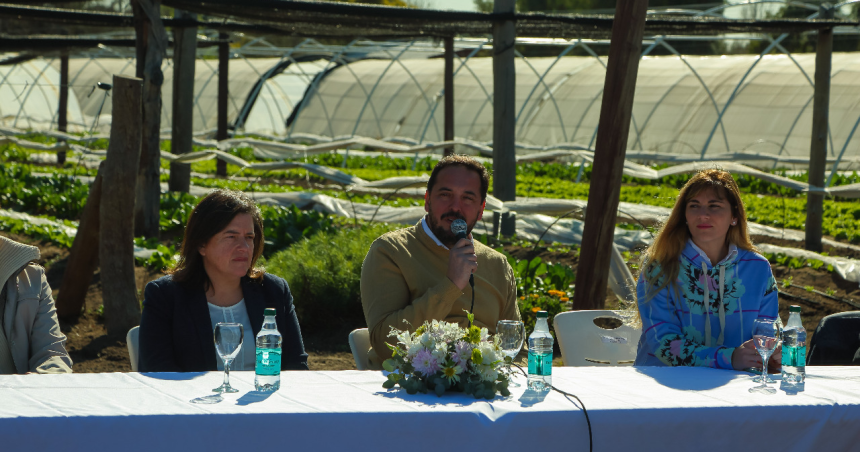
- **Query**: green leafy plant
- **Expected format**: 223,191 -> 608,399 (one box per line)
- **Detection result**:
260,204 -> 335,256
264,222 -> 401,331
0,214 -> 75,248
516,290 -> 570,340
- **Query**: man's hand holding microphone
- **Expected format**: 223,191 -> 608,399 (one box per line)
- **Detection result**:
447,219 -> 476,291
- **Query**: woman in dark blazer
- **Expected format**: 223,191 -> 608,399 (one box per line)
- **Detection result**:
139,189 -> 308,372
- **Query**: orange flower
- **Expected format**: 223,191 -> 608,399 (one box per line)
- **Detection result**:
560,297 -> 569,302
531,307 -> 541,313
519,296 -> 525,300
531,294 -> 539,299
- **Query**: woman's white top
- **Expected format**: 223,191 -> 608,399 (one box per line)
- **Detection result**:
207,299 -> 256,371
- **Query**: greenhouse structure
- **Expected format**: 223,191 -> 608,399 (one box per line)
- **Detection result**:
3,42 -> 860,170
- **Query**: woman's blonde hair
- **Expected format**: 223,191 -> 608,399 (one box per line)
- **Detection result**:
639,168 -> 758,303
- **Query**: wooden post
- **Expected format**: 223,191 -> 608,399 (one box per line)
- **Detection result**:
444,36 -> 454,157
57,52 -> 68,164
133,0 -> 166,239
101,75 -> 143,337
216,31 -> 229,176
55,162 -> 104,319
806,5 -> 833,253
573,0 -> 648,311
168,9 -> 197,192
493,0 -> 517,236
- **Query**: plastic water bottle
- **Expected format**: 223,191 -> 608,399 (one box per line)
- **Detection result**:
527,311 -> 553,392
255,308 -> 282,391
781,305 -> 806,384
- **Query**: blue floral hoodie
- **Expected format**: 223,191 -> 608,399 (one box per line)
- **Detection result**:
634,239 -> 778,369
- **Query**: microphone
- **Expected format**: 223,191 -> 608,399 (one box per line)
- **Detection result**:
451,218 -> 468,241
451,219 -> 475,313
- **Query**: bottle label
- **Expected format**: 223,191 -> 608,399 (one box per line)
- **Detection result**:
256,348 -> 281,376
796,346 -> 806,367
528,350 -> 552,376
782,345 -> 796,367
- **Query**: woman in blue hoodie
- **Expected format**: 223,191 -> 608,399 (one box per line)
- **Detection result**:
635,169 -> 780,371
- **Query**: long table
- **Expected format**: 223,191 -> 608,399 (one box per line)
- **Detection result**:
2,367 -> 859,451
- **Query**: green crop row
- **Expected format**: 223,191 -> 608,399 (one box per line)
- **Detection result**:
0,215 -> 75,248
762,252 -> 834,273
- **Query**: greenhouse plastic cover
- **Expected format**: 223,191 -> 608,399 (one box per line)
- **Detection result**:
288,53 -> 860,169
0,56 -> 325,136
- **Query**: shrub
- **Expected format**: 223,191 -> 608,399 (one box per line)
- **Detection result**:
517,289 -> 571,340
260,204 -> 335,256
263,222 -> 401,331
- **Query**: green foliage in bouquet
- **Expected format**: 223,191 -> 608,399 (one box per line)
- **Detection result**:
382,312 -> 511,399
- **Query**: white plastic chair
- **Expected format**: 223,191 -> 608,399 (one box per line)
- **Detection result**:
126,326 -> 140,372
348,328 -> 371,370
553,310 -> 640,366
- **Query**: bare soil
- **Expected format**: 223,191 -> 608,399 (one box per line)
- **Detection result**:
3,230 -> 857,373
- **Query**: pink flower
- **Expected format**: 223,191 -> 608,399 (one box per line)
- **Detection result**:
451,341 -> 472,366
412,349 -> 441,376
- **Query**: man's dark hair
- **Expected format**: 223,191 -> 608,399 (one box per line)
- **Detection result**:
426,155 -> 490,202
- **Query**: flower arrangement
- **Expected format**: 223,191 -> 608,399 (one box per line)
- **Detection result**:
382,312 -> 511,399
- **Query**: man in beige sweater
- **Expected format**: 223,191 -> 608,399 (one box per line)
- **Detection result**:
360,155 -> 521,368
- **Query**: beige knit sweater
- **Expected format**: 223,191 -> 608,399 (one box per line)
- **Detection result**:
360,220 -> 521,368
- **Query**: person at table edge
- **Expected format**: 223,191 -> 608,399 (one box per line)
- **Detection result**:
360,155 -> 521,369
139,189 -> 308,372
0,235 -> 72,374
635,169 -> 781,371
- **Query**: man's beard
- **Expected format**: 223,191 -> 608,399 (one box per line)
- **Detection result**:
426,204 -> 477,248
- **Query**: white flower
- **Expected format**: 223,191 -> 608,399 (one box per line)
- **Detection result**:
477,364 -> 499,382
431,342 -> 448,363
406,344 -> 426,360
477,342 -> 500,368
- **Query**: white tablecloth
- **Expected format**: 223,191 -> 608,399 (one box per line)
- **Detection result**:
2,367 -> 859,451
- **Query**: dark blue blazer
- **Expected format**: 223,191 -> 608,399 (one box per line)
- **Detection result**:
139,273 -> 309,372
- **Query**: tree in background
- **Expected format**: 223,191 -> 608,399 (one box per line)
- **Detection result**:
750,1 -> 860,53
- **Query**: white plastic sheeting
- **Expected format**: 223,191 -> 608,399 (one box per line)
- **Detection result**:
758,243 -> 860,284
0,56 -> 325,136
0,208 -> 156,259
65,57 -> 325,135
8,124 -> 860,197
288,54 -> 860,169
0,59 -> 86,131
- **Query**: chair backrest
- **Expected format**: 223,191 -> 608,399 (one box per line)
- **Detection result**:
807,311 -> 860,366
127,326 -> 140,372
348,328 -> 371,370
553,310 -> 640,366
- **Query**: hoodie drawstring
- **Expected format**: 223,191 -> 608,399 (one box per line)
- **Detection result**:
701,261 -> 727,347
718,264 -> 726,346
736,265 -> 744,343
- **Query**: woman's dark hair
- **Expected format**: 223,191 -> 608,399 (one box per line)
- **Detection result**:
170,189 -> 265,289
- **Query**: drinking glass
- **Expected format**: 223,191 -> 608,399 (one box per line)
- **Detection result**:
748,319 -> 778,395
213,322 -> 244,394
497,320 -> 525,387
